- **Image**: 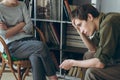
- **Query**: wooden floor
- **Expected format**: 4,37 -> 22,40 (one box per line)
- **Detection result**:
1,70 -> 81,80
1,72 -> 33,80
0,64 -> 81,80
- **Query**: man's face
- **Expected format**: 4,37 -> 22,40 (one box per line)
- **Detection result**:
73,18 -> 96,37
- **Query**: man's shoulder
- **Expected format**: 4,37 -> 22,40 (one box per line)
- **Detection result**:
105,12 -> 120,18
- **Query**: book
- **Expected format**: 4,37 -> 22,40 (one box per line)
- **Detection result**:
49,0 -> 61,20
68,67 -> 82,78
64,0 -> 73,20
67,34 -> 81,40
67,67 -> 74,76
49,23 -> 60,45
66,22 -> 85,48
66,24 -> 79,35
76,67 -> 82,78
63,2 -> 70,21
37,0 -> 47,7
47,24 -> 57,45
66,40 -> 86,48
43,23 -> 60,46
50,51 -> 59,71
70,5 -> 77,12
72,66 -> 78,76
36,0 -> 48,19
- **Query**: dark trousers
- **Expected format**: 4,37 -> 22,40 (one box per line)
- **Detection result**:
8,37 -> 56,80
82,51 -> 120,80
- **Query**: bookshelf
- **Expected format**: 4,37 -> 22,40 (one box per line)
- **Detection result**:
30,0 -> 98,76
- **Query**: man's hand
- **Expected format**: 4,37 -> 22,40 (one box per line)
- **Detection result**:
59,59 -> 75,70
72,19 -> 82,35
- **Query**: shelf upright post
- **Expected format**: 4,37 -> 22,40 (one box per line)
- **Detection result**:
34,0 -> 37,37
59,0 -> 64,76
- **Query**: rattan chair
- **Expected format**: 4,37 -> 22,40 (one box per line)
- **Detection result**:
0,26 -> 45,80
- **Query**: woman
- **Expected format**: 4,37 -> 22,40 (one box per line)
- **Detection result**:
0,0 -> 58,80
60,4 -> 120,80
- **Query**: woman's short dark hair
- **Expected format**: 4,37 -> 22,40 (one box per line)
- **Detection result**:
72,4 -> 100,21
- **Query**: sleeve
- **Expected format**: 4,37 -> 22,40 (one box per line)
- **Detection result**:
90,32 -> 100,47
0,12 -> 7,38
94,23 -> 116,65
0,11 -> 3,22
21,2 -> 33,34
0,30 -> 6,38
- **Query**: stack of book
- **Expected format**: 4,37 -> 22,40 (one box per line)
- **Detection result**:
49,0 -> 61,20
67,67 -> 82,78
66,24 -> 86,48
43,23 -> 60,47
36,0 -> 61,20
63,0 -> 86,48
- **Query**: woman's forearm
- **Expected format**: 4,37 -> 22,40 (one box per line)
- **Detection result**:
5,22 -> 25,38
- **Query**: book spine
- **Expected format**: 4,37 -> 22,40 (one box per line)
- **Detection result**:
64,0 -> 73,20
72,67 -> 77,76
67,67 -> 74,76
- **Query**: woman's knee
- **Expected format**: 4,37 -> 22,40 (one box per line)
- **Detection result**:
29,54 -> 44,69
29,54 -> 40,64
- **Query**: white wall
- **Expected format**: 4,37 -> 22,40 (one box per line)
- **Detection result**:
100,0 -> 120,13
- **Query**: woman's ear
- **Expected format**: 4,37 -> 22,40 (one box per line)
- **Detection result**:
87,13 -> 94,21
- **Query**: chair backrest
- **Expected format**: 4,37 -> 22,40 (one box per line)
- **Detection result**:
0,27 -> 46,80
0,36 -> 12,64
0,27 -> 45,63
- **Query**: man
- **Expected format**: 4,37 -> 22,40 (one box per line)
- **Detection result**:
60,4 -> 120,80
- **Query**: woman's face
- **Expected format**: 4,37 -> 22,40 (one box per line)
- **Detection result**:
73,18 -> 96,37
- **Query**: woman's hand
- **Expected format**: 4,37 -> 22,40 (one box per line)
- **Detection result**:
59,59 -> 75,70
17,22 -> 26,27
17,22 -> 26,33
5,22 -> 26,38
0,22 -> 8,30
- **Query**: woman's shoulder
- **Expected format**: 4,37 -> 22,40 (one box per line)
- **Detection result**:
18,1 -> 26,7
0,2 -> 4,7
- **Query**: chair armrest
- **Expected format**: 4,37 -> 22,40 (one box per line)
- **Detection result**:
34,26 -> 46,43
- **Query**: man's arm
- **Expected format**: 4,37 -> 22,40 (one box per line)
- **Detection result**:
59,58 -> 105,70
72,19 -> 97,52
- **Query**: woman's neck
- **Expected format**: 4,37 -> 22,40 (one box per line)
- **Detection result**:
1,1 -> 18,7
